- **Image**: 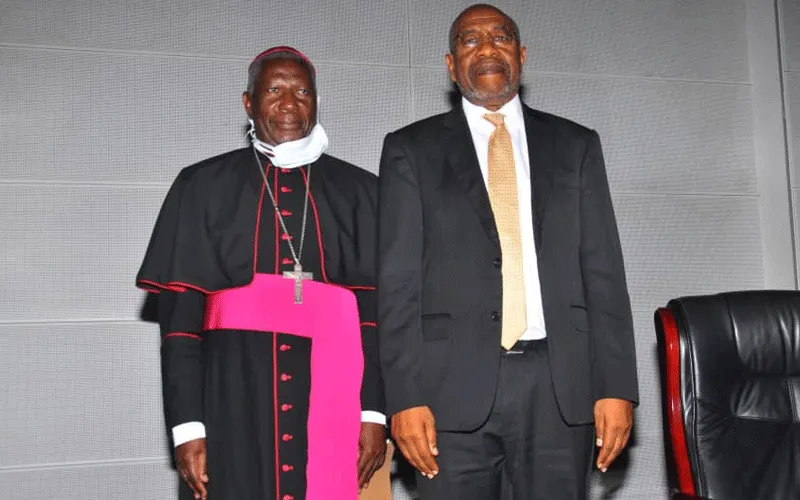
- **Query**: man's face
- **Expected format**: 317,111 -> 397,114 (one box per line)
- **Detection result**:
445,7 -> 526,111
242,58 -> 316,146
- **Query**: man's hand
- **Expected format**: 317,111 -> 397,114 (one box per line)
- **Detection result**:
594,398 -> 633,472
176,438 -> 209,500
357,422 -> 387,489
391,406 -> 438,479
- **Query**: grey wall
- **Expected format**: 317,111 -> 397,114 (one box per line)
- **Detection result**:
0,1 -> 791,499
783,0 -> 800,275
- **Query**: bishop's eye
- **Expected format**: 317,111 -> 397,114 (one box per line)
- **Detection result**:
266,87 -> 279,93
298,88 -> 311,95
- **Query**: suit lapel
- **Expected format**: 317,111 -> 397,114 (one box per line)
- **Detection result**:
523,105 -> 555,253
441,109 -> 501,249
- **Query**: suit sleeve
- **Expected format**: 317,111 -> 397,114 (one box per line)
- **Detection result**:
377,132 -> 425,417
157,289 -> 206,432
579,130 -> 639,405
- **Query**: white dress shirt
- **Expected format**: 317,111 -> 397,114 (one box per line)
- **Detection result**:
461,95 -> 547,341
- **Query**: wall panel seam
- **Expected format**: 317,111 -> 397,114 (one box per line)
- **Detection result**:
0,457 -> 170,473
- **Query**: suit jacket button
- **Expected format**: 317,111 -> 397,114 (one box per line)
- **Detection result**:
493,257 -> 501,268
491,311 -> 500,321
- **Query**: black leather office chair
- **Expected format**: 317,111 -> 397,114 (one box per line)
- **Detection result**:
654,291 -> 800,500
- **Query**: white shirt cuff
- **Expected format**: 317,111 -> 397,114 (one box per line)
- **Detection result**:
172,421 -> 206,447
361,410 -> 387,425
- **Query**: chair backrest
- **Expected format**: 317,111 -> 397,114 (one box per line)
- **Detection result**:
654,291 -> 800,500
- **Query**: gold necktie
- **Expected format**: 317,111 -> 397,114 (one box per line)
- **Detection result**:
484,113 -> 527,349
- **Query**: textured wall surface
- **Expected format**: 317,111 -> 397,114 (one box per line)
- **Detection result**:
0,1 -> 781,498
784,0 -> 800,281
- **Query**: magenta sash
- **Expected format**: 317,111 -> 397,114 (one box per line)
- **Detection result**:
203,273 -> 363,500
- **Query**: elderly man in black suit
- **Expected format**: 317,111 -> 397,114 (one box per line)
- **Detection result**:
377,4 -> 638,499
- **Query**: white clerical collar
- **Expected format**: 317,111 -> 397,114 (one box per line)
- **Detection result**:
247,120 -> 329,169
461,94 -> 524,129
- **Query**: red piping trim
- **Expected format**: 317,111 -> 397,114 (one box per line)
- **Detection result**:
253,165 -> 268,276
300,168 -> 330,283
299,168 -> 375,291
657,308 -> 696,495
274,166 -> 280,275
165,332 -> 202,340
273,328 -> 281,497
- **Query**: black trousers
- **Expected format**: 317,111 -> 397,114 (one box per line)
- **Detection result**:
415,340 -> 594,500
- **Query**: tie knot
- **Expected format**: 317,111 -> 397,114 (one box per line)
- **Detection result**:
483,112 -> 506,127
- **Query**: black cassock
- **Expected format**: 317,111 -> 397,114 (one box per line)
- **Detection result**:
136,149 -> 383,500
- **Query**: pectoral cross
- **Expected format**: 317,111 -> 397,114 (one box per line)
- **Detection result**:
283,264 -> 313,304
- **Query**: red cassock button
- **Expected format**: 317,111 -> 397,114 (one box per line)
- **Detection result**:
281,403 -> 293,411
282,433 -> 293,441
283,495 -> 295,500
281,186 -> 292,193
281,209 -> 292,216
281,257 -> 293,265
281,373 -> 293,381
281,233 -> 293,241
281,464 -> 295,472
280,344 -> 292,351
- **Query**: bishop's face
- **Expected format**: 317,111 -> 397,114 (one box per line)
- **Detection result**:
242,58 -> 317,146
445,7 -> 526,111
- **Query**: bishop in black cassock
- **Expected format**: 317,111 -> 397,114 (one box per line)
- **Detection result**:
136,46 -> 386,500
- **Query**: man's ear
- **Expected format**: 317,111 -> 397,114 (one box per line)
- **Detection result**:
242,91 -> 253,118
445,53 -> 457,84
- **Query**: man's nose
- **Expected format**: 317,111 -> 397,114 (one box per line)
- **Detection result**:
278,92 -> 298,110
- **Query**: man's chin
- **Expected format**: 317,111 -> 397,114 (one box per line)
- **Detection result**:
462,86 -> 514,106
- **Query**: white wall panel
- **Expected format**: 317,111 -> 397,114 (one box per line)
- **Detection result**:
787,72 -> 800,188
412,69 -> 756,195
0,185 -> 166,322
0,322 -> 164,467
0,48 -> 410,184
0,0 -> 408,66
0,0 -> 767,499
409,0 -> 748,82
782,0 -> 800,72
0,461 -> 175,500
616,195 -> 763,313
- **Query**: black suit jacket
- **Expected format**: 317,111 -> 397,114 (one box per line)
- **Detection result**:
377,102 -> 638,430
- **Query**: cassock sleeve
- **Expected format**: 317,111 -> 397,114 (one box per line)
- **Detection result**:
157,289 -> 206,432
353,288 -> 384,416
351,170 -> 385,417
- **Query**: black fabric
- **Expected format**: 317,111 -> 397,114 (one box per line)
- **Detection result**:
377,104 -> 638,433
414,342 -> 594,500
146,151 -> 384,500
137,150 -> 378,298
665,291 -> 800,500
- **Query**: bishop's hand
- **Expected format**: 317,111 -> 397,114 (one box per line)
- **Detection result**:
176,438 -> 209,499
357,422 -> 387,489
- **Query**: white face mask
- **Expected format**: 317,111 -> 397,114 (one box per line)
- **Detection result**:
247,119 -> 329,169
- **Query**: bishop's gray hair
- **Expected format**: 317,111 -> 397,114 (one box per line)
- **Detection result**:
246,52 -> 317,96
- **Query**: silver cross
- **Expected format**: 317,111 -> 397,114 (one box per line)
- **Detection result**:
283,264 -> 313,304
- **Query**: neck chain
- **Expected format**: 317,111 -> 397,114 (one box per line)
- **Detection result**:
251,147 -> 312,271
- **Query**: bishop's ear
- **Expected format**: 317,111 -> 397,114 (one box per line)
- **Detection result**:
242,92 -> 254,118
